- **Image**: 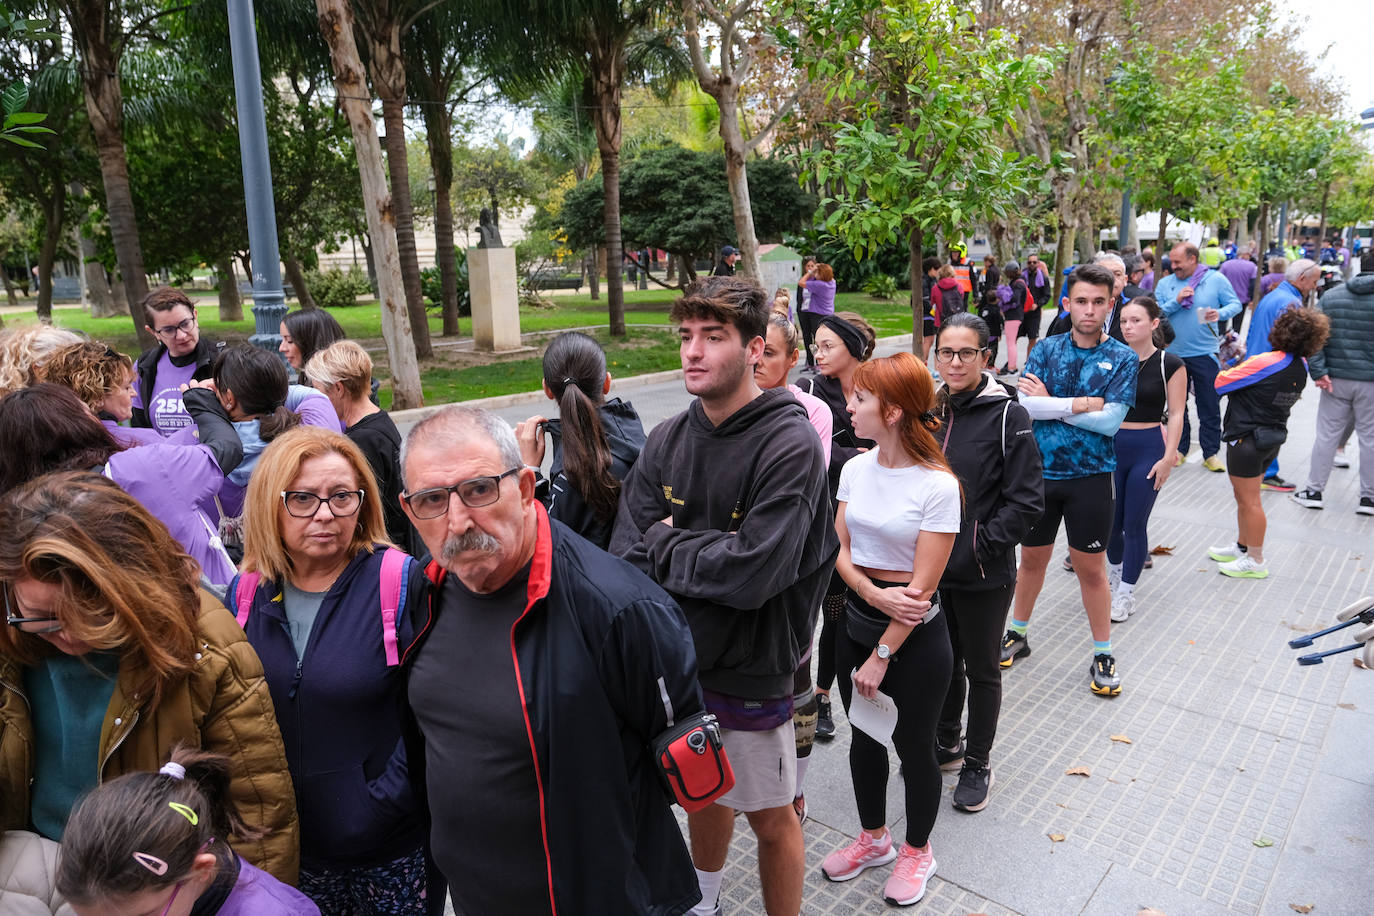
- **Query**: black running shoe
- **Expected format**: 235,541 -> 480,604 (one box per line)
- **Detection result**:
999,630 -> 1030,669
952,760 -> 994,812
1089,654 -> 1122,697
815,693 -> 836,740
936,738 -> 965,772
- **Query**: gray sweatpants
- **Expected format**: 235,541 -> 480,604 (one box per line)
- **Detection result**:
1305,378 -> 1374,500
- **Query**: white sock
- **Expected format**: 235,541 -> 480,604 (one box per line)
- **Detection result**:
795,756 -> 811,797
1109,562 -> 1123,579
1117,580 -> 1134,596
691,867 -> 724,914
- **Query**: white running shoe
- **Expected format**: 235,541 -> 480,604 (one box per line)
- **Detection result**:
1110,591 -> 1136,623
1207,542 -> 1242,562
1219,555 -> 1269,579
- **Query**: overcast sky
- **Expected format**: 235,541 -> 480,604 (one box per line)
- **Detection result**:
1288,0 -> 1371,118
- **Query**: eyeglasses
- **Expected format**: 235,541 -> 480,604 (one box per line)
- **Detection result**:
3,585 -> 62,635
403,467 -> 522,519
280,490 -> 365,518
809,341 -> 841,356
153,316 -> 197,339
934,347 -> 985,364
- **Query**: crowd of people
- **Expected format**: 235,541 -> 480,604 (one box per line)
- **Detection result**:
0,230 -> 1367,915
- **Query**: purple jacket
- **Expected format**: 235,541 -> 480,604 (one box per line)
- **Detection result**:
217,857 -> 320,915
107,442 -> 236,585
1217,258 -> 1258,304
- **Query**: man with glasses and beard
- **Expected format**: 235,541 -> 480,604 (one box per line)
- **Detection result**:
131,287 -> 223,434
397,406 -> 705,916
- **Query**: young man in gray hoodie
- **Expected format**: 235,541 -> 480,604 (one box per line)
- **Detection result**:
612,275 -> 838,916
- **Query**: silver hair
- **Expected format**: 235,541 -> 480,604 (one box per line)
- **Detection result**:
400,405 -> 523,491
1285,258 -> 1319,284
1093,252 -> 1126,272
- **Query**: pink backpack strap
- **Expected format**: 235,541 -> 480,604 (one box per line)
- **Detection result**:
233,572 -> 262,628
379,548 -> 407,667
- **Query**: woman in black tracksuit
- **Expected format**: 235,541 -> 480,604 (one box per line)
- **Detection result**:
931,313 -> 1044,813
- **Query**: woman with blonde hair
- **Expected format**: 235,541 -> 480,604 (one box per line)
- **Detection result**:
306,340 -> 417,553
0,324 -> 82,397
0,471 -> 299,882
228,426 -> 433,913
37,339 -> 165,446
820,351 -> 960,906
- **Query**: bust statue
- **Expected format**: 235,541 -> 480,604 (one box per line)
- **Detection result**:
476,207 -> 504,249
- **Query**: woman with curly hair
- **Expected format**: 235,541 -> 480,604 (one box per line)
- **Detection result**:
37,340 -> 165,447
0,324 -> 82,398
1208,307 -> 1331,579
819,351 -> 960,907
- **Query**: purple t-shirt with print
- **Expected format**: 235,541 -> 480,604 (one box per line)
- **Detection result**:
130,350 -> 200,436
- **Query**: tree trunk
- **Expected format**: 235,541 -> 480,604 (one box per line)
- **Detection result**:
1157,208 -> 1169,257
216,256 -> 244,321
423,103 -> 460,336
1317,183 -> 1330,249
717,90 -> 761,281
282,253 -> 316,310
678,253 -> 697,286
2,271 -> 17,309
68,0 -> 152,349
317,0 -> 422,409
1053,224 -> 1076,297
663,252 -> 675,285
586,249 -> 600,300
908,223 -> 923,355
1254,202 -> 1270,302
590,46 -> 626,336
76,217 -> 117,316
370,23 -> 432,358
35,181 -> 66,321
1076,203 -> 1096,263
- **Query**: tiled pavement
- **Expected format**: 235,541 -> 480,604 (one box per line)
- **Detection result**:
434,332 -> 1374,915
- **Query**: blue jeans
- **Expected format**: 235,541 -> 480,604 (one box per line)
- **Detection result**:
1179,354 -> 1223,459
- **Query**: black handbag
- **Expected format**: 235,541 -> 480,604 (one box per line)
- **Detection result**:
1251,426 -> 1288,450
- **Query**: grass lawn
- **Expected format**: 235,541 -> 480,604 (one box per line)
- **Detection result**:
10,287 -> 918,404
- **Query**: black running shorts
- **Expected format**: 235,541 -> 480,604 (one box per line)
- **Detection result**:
1023,472 -> 1115,552
1225,435 -> 1281,479
1020,306 -> 1043,340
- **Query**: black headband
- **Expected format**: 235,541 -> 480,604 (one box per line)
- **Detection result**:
818,315 -> 867,360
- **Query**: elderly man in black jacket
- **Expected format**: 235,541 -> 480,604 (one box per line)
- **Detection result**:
399,405 -> 704,916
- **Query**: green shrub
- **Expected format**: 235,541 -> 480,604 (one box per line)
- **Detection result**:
303,266 -> 372,309
420,249 -> 470,317
861,273 -> 899,300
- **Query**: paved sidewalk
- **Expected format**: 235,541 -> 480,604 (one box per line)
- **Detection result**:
436,335 -> 1373,916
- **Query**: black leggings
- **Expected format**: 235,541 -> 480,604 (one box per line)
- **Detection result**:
836,602 -> 952,848
799,311 -> 823,366
815,588 -> 845,691
936,584 -> 1014,765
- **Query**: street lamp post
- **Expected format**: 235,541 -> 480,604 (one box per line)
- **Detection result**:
227,0 -> 286,352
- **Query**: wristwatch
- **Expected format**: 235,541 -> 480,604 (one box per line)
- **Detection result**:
876,643 -> 892,660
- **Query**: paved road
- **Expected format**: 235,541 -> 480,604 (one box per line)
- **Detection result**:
430,335 -> 1372,915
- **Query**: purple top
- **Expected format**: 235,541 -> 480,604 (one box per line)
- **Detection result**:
1140,270 -> 1155,292
804,278 -> 836,317
217,857 -> 320,915
1260,272 -> 1284,295
103,418 -> 168,448
1217,257 -> 1258,303
130,351 -> 200,436
106,442 -> 236,585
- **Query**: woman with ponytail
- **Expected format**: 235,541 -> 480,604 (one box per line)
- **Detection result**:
57,747 -> 317,915
515,332 -> 647,549
819,351 -> 961,908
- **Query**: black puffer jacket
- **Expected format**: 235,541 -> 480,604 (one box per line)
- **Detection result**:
538,398 -> 646,549
935,372 -> 1044,590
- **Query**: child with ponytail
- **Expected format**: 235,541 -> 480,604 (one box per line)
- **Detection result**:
57,747 -> 318,916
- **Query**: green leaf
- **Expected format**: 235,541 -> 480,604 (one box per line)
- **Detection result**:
2,110 -> 46,127
1253,837 -> 1274,848
0,134 -> 45,149
2,82 -> 27,118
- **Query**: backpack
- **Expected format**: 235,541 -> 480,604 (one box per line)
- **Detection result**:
231,547 -> 408,667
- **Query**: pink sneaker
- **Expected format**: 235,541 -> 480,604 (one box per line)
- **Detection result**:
821,830 -> 896,881
884,843 -> 937,906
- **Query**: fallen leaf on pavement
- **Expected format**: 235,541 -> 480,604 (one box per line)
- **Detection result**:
1338,703 -> 1356,710
1149,545 -> 1175,555
1110,734 -> 1132,744
1254,836 -> 1275,848
1137,909 -> 1168,916
1065,766 -> 1091,777
1048,833 -> 1065,842
1289,904 -> 1314,914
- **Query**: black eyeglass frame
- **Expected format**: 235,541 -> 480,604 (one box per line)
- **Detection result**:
280,489 -> 366,519
3,584 -> 63,634
402,467 -> 523,519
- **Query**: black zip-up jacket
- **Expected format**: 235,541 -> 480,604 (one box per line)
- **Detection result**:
936,373 -> 1044,590
537,397 -> 647,550
610,387 -> 839,700
400,506 -> 702,916
131,336 -> 224,428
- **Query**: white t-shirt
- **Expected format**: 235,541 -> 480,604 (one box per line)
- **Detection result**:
837,449 -> 962,572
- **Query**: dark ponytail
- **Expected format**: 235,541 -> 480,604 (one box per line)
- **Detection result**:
543,332 -> 620,525
213,345 -> 301,442
57,745 -> 264,905
1123,296 -> 1169,349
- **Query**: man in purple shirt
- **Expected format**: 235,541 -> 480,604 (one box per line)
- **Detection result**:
131,288 -> 223,435
1217,252 -> 1258,336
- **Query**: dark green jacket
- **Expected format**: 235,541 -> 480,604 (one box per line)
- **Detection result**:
1309,273 -> 1374,382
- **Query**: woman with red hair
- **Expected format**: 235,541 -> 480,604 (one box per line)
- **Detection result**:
819,351 -> 960,907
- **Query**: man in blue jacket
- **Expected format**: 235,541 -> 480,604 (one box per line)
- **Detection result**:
399,406 -> 705,916
1155,242 -> 1243,472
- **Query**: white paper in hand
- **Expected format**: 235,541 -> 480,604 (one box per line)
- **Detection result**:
847,670 -> 898,743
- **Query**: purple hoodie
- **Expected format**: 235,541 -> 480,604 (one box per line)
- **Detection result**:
216,857 -> 320,915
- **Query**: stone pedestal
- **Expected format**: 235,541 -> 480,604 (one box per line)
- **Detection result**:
468,247 -> 522,351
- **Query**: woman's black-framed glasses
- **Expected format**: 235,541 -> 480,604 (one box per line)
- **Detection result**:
3,584 -> 63,634
403,467 -> 522,519
934,347 -> 986,364
280,489 -> 365,518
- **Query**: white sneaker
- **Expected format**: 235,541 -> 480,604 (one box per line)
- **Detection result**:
1110,591 -> 1136,623
1218,555 -> 1269,579
1333,451 -> 1351,469
1207,541 -> 1242,562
